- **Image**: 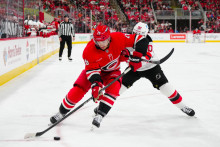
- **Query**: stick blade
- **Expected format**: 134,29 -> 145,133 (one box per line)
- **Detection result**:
24,133 -> 37,139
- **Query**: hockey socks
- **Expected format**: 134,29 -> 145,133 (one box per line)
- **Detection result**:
97,93 -> 116,116
92,93 -> 116,128
160,83 -> 195,116
160,83 -> 185,109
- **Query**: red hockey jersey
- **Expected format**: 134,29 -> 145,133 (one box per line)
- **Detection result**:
193,29 -> 201,34
83,32 -> 138,83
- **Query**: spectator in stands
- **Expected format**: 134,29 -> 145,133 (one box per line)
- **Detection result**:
169,27 -> 174,33
149,28 -> 154,33
183,4 -> 188,10
184,26 -> 189,32
179,27 -> 184,33
121,24 -> 128,33
164,27 -> 169,33
32,15 -> 38,22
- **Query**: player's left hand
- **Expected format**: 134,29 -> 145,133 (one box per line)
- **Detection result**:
129,51 -> 142,72
72,37 -> 75,41
91,82 -> 103,103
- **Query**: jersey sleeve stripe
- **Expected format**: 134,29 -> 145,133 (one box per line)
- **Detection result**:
87,72 -> 101,80
86,69 -> 101,74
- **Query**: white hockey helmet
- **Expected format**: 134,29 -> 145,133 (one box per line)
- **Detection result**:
132,22 -> 149,37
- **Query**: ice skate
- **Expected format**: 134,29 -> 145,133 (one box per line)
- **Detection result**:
92,114 -> 103,128
181,106 -> 195,116
50,112 -> 65,124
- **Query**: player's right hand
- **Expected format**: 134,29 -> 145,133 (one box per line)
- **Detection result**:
129,51 -> 142,72
91,82 -> 103,103
119,48 -> 130,62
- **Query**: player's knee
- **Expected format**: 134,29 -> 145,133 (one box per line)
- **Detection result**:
105,80 -> 121,97
67,85 -> 87,104
122,81 -> 132,89
153,81 -> 168,90
159,83 -> 175,97
73,83 -> 90,93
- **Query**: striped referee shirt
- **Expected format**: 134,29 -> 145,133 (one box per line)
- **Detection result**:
58,21 -> 75,37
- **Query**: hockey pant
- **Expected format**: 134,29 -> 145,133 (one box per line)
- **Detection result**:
59,70 -> 122,116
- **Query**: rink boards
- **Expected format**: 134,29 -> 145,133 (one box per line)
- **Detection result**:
0,33 -> 220,86
0,36 -> 60,86
73,33 -> 220,43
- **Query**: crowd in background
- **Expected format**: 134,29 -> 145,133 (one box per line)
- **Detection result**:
179,0 -> 199,11
178,0 -> 220,32
200,0 -> 220,33
0,0 -> 219,39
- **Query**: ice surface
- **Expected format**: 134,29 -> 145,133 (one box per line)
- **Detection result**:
0,43 -> 220,147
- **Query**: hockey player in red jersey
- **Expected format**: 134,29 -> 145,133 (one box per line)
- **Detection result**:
193,28 -> 201,43
113,22 -> 195,116
193,28 -> 201,35
50,25 -> 147,128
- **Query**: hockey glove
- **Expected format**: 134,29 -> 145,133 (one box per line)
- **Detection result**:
119,48 -> 130,62
91,81 -> 103,103
129,51 -> 143,72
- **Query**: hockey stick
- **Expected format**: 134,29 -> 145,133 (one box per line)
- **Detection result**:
24,48 -> 174,139
24,67 -> 131,139
141,48 -> 174,64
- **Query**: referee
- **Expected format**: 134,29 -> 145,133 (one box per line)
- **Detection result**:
58,15 -> 75,61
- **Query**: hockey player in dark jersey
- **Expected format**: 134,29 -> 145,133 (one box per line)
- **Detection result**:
120,22 -> 195,116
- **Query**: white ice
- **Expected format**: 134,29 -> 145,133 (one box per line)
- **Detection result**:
0,43 -> 220,147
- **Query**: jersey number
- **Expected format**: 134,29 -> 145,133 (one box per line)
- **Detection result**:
84,59 -> 89,65
148,45 -> 153,52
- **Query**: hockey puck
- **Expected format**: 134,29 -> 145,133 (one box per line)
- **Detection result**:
54,137 -> 60,141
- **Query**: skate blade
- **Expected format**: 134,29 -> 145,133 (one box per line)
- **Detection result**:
90,125 -> 97,131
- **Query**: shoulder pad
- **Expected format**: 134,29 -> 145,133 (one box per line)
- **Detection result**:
146,35 -> 153,42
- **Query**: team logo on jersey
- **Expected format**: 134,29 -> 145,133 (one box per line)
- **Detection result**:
156,73 -> 161,80
102,58 -> 119,71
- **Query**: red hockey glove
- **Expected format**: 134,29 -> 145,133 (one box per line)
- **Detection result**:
129,51 -> 143,72
91,81 -> 103,103
119,48 -> 130,62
